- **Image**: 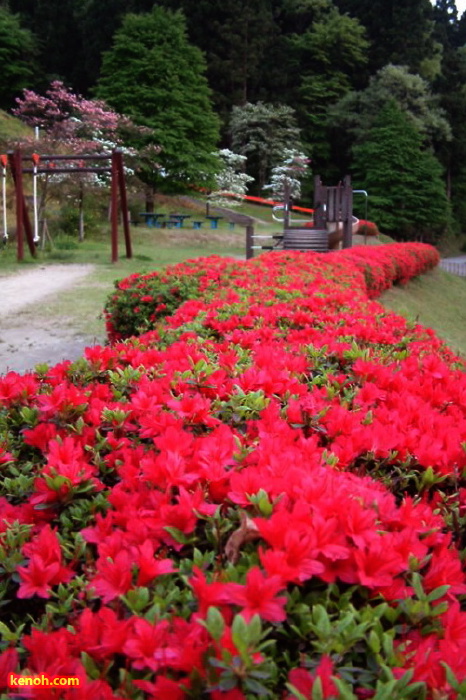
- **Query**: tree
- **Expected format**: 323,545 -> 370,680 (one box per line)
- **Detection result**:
12,81 -> 146,241
13,80 -> 130,149
330,65 -> 452,149
286,6 -> 369,179
0,7 -> 38,108
157,0 -> 277,115
209,149 -> 254,208
434,45 -> 466,228
333,0 -> 439,79
433,0 -> 460,49
263,149 -> 311,202
95,7 -> 220,195
229,102 -> 303,193
352,101 -> 449,241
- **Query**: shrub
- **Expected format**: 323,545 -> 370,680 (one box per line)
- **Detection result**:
3,243 -> 466,699
356,219 -> 380,237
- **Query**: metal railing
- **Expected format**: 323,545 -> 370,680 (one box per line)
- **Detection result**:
439,260 -> 466,277
245,225 -> 283,259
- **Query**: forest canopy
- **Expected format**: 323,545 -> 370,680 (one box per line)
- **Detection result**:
4,0 -> 466,240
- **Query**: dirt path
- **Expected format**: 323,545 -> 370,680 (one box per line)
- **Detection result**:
0,265 -> 98,375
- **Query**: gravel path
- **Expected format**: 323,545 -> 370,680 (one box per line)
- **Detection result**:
0,264 -> 98,374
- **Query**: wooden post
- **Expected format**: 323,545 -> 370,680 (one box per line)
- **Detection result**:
110,152 -> 119,263
342,175 -> 353,249
114,150 -> 132,259
283,179 -> 291,231
246,224 -> 254,259
313,175 -> 326,229
8,150 -> 36,261
8,151 -> 23,261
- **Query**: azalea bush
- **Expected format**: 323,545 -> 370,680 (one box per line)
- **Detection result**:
356,220 -> 380,237
104,242 -> 439,342
2,243 -> 466,699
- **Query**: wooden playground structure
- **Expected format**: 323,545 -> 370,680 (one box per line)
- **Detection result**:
2,148 -> 132,263
246,175 -> 357,258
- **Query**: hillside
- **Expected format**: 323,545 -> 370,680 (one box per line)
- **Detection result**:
379,266 -> 466,357
0,109 -> 33,144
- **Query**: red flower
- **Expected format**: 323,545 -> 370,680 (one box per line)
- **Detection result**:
286,656 -> 338,699
123,618 -> 181,672
135,540 -> 176,586
17,526 -> 74,598
0,648 -> 18,689
89,549 -> 133,603
353,538 -> 405,589
227,567 -> 287,623
190,567 -> 237,618
72,607 -> 131,661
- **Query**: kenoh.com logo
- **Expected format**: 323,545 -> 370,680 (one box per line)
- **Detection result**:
8,673 -> 80,688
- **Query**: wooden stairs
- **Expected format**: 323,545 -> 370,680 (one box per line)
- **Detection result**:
282,227 -> 329,252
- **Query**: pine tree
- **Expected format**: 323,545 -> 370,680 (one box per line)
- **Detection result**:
334,0 -> 438,78
0,7 -> 38,108
352,101 -> 449,241
96,7 -> 220,193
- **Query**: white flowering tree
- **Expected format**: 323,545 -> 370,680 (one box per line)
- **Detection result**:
264,149 -> 311,201
208,149 -> 254,208
264,149 -> 311,226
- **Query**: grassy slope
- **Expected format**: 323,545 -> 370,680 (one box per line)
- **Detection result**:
379,267 -> 466,358
0,109 -> 33,142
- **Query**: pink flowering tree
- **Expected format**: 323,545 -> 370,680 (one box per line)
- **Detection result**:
12,81 -> 159,239
13,80 -> 131,152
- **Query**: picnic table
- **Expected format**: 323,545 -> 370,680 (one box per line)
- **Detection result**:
167,214 -> 191,228
139,212 -> 166,228
205,215 -> 223,229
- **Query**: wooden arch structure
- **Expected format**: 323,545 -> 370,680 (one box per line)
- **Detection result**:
6,148 -> 132,262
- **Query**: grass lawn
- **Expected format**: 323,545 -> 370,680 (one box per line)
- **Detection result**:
379,267 -> 466,358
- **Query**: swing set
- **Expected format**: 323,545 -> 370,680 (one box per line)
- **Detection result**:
1,148 -> 132,262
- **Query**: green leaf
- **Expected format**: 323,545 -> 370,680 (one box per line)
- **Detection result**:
231,614 -> 249,654
331,677 -> 358,699
368,629 -> 381,654
311,676 -> 324,700
285,683 -> 309,700
426,585 -> 450,603
163,526 -> 192,544
205,606 -> 225,641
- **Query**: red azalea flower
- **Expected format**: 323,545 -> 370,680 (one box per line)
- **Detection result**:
0,647 -> 18,689
17,525 -> 74,598
227,566 -> 287,623
286,656 -> 338,699
190,567 -> 238,618
135,540 -> 176,586
89,549 -> 133,603
123,618 -> 181,672
72,607 -> 131,661
353,538 -> 406,588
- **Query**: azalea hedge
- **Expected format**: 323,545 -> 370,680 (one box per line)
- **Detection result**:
103,243 -> 440,342
2,243 -> 466,699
